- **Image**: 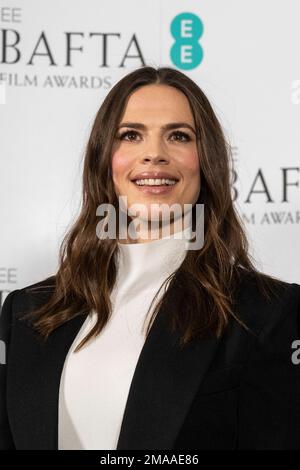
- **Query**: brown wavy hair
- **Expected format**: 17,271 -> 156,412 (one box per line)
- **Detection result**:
23,65 -> 285,351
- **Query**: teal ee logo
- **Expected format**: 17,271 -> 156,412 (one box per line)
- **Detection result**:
170,12 -> 204,70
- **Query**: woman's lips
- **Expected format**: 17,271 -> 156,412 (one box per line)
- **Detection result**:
131,181 -> 178,194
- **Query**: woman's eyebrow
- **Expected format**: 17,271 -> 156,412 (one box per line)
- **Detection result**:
117,122 -> 196,135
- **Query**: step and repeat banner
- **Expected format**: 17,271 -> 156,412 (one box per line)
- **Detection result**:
0,0 -> 299,308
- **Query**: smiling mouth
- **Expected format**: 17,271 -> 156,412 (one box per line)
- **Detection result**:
130,178 -> 179,195
131,178 -> 178,186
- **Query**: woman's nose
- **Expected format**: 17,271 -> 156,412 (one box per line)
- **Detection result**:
141,137 -> 170,163
142,154 -> 169,164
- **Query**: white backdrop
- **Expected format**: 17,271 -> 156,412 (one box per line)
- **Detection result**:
0,0 -> 299,307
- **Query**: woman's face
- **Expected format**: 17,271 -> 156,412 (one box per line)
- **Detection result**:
111,84 -> 200,228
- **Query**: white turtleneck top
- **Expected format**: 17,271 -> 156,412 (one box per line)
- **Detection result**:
58,224 -> 192,450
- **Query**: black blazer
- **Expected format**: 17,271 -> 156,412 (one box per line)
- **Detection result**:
1,272 -> 300,450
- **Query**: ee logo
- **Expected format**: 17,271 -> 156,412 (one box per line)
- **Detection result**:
170,12 -> 204,70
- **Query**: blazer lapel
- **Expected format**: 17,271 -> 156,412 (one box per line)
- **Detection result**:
9,282 -> 220,450
116,296 -> 220,450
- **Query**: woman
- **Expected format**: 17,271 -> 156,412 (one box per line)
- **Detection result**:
1,66 -> 300,450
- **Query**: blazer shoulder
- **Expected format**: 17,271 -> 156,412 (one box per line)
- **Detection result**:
235,267 -> 300,303
20,275 -> 56,293
1,275 -> 56,323
234,268 -> 300,335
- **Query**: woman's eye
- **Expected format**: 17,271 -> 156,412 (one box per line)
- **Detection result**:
170,131 -> 191,142
118,130 -> 139,141
117,130 -> 191,142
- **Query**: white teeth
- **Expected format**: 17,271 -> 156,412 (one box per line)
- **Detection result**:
134,178 -> 177,186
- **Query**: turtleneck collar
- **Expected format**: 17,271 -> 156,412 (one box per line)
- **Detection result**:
114,220 -> 192,295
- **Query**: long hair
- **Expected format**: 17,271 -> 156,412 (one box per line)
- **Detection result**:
23,65 -> 285,351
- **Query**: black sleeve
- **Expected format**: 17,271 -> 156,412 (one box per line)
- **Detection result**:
238,283 -> 300,449
0,290 -> 19,450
